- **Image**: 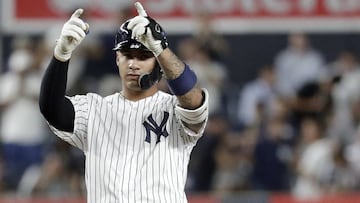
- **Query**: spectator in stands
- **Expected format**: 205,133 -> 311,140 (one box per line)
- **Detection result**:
292,118 -> 334,200
237,64 -> 277,127
17,139 -> 85,197
328,50 -> 360,144
289,81 -> 330,135
345,127 -> 360,189
180,12 -> 231,116
179,38 -> 228,115
251,112 -> 294,191
192,10 -> 229,62
0,36 -> 48,190
325,142 -> 357,193
212,130 -> 255,194
274,32 -> 326,100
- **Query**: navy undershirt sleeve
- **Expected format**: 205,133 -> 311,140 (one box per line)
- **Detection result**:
39,57 -> 75,132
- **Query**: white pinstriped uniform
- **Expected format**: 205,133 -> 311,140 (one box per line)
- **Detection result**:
50,89 -> 208,203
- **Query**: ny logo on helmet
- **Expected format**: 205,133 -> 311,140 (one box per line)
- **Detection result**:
143,112 -> 169,144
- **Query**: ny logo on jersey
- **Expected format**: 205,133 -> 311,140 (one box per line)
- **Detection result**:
143,111 -> 169,144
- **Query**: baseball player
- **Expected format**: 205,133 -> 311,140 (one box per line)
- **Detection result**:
39,2 -> 209,203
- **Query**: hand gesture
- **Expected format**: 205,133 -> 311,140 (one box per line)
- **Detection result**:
127,2 -> 168,56
54,9 -> 89,61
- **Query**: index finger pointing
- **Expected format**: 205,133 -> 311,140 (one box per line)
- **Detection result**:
72,8 -> 84,18
134,2 -> 147,17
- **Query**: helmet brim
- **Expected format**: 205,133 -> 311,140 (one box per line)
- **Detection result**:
113,40 -> 150,52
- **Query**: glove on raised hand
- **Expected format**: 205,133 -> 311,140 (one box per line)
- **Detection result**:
54,9 -> 89,62
127,2 -> 168,57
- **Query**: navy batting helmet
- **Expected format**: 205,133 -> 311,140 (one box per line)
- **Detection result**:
113,21 -> 149,51
113,21 -> 162,90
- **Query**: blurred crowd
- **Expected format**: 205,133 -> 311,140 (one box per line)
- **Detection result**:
1,6 -> 360,202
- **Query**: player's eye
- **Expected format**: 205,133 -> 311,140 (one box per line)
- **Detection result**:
122,52 -> 133,59
122,51 -> 154,60
137,52 -> 154,60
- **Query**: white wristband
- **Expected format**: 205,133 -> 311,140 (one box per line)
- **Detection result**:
175,88 -> 209,124
54,43 -> 71,62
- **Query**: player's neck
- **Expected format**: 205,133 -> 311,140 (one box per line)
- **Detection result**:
121,86 -> 158,101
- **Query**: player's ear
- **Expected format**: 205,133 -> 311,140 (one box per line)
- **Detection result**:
115,52 -> 121,66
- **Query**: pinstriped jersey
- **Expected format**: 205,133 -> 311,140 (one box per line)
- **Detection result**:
49,90 -> 207,203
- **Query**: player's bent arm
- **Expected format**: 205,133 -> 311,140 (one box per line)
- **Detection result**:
156,48 -> 208,132
157,48 -> 203,109
39,57 -> 75,132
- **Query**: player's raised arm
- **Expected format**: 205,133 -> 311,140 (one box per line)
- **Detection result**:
39,9 -> 89,132
127,2 -> 208,132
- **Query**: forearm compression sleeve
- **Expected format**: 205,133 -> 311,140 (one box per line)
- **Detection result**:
39,56 -> 75,132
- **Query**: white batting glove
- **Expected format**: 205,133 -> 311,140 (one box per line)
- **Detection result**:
54,9 -> 89,62
127,2 -> 168,57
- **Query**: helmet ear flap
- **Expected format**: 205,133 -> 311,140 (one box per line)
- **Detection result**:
152,62 -> 163,82
138,62 -> 162,90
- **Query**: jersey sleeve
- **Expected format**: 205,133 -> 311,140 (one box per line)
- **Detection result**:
49,94 -> 89,151
175,88 -> 209,137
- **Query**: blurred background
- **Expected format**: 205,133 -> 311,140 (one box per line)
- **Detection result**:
2,0 -> 360,202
